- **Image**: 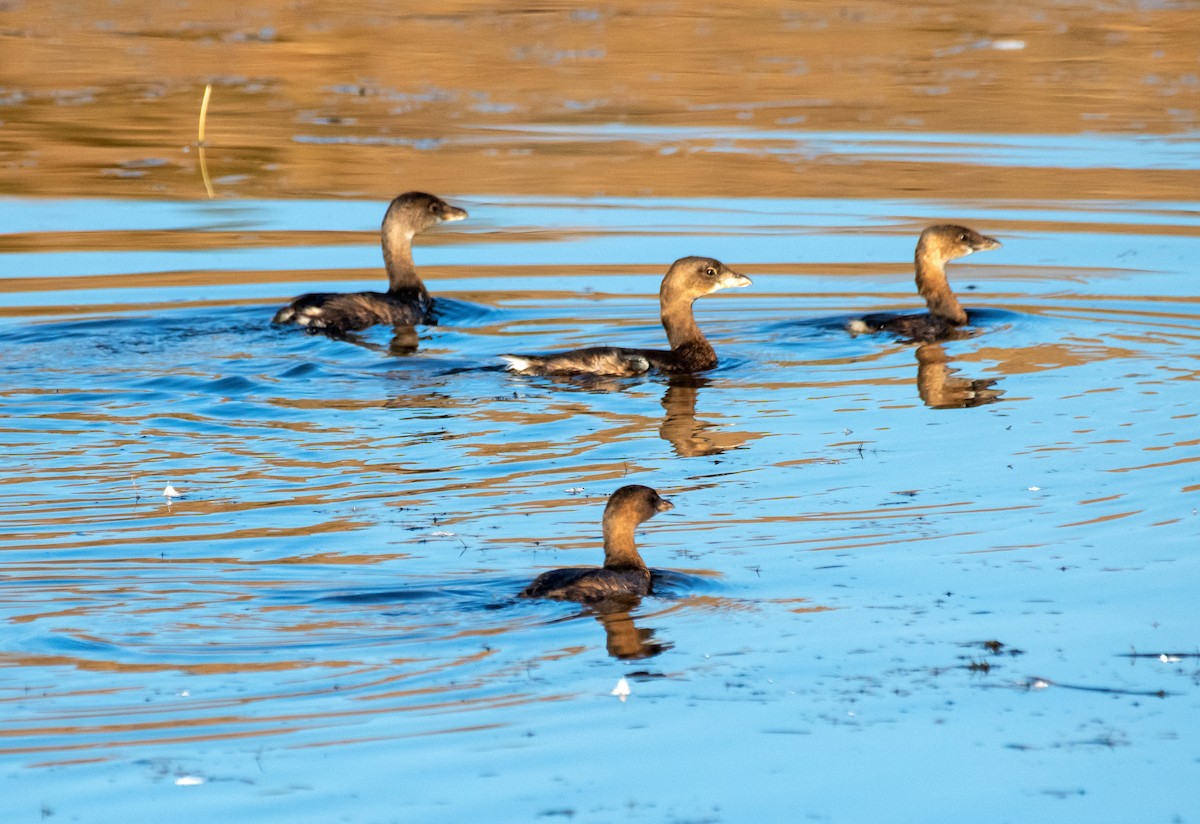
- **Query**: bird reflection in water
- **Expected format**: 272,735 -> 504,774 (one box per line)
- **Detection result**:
597,602 -> 671,659
518,373 -> 758,457
659,375 -> 755,457
305,323 -> 422,357
547,597 -> 668,660
914,343 -> 1003,409
386,325 -> 421,357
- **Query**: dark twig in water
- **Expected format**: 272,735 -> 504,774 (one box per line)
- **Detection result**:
1006,676 -> 1170,698
1120,649 -> 1197,661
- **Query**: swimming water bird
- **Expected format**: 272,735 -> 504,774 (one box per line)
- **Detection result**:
520,485 -> 674,603
272,191 -> 467,334
849,224 -> 1000,342
500,256 -> 751,376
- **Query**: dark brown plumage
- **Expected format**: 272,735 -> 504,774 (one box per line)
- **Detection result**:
519,485 -> 674,603
500,256 -> 751,376
273,191 -> 467,334
850,224 -> 1000,342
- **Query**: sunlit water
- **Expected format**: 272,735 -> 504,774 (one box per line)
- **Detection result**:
2,188 -> 1197,822
3,0 -> 1200,818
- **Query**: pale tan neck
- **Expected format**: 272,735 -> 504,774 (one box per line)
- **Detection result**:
915,249 -> 967,325
660,290 -> 703,349
381,226 -> 426,293
602,515 -> 646,570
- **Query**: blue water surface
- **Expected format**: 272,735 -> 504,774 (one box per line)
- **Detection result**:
1,187 -> 1198,823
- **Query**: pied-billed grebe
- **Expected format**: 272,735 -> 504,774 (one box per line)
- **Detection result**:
272,191 -> 467,334
520,485 -> 674,603
849,224 -> 1000,342
500,256 -> 751,376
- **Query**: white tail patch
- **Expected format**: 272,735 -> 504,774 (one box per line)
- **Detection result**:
846,319 -> 870,335
296,306 -> 327,328
499,355 -> 535,373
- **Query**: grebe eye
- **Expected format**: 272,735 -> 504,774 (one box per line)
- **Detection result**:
958,233 -> 968,242
429,202 -> 441,213
705,267 -> 717,277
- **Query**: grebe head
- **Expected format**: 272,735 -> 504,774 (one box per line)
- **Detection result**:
918,225 -> 1001,264
604,485 -> 674,527
661,256 -> 752,301
384,191 -> 468,236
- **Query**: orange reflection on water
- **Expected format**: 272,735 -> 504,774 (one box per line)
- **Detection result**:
2,2 -> 1199,199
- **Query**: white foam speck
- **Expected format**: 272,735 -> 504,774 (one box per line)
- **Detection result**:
611,677 -> 631,702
